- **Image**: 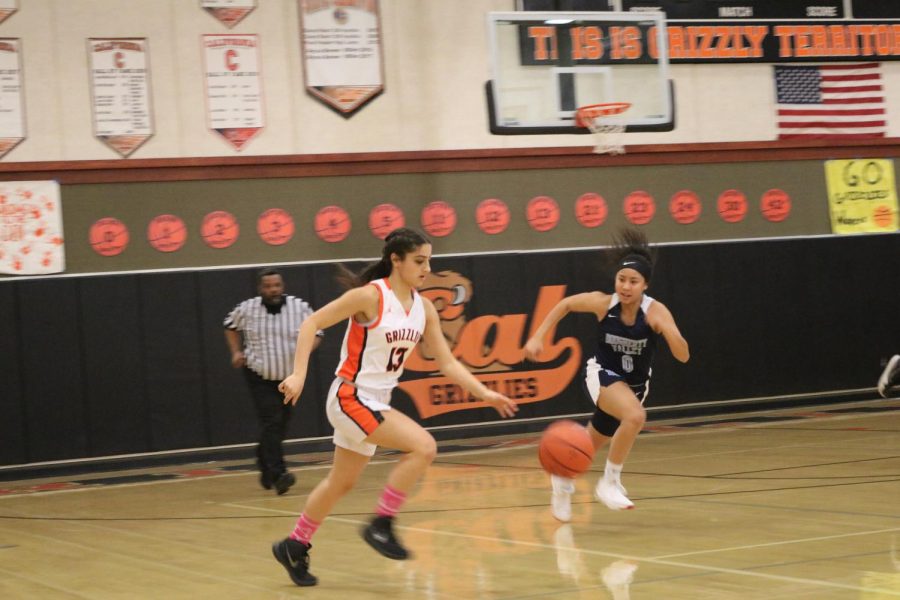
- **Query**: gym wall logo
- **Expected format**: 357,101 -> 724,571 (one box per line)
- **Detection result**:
398,271 -> 581,418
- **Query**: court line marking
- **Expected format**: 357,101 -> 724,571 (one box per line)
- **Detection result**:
670,496 -> 900,522
221,502 -> 900,596
651,527 -> 900,560
0,425 -> 891,502
0,524 -> 284,596
2,411 -> 894,596
1,406 -> 895,501
0,502 -> 458,599
0,441 -> 551,501
0,565 -> 95,599
0,400 -> 894,481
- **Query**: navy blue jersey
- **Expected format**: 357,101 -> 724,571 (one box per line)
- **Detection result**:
594,294 -> 658,386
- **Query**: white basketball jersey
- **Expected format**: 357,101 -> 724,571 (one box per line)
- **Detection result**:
336,278 -> 426,391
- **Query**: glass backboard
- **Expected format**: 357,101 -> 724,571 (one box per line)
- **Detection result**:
486,11 -> 674,134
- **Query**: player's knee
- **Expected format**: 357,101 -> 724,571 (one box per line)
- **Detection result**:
622,406 -> 646,429
413,434 -> 437,464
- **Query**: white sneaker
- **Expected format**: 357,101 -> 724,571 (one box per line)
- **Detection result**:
878,354 -> 900,398
595,478 -> 634,510
550,475 -> 575,522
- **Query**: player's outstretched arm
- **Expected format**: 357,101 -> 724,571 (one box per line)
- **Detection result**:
280,285 -> 379,405
525,291 -> 609,361
648,301 -> 690,363
421,299 -> 518,418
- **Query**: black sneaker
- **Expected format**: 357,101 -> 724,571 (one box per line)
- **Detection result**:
272,538 -> 317,587
260,472 -> 273,490
362,515 -> 410,560
274,472 -> 295,495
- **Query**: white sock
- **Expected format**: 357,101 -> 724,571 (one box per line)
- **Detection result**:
604,460 -> 623,483
551,474 -> 575,494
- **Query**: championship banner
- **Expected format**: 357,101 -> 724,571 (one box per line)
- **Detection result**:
0,0 -> 16,26
201,0 -> 256,29
87,39 -> 154,158
824,159 -> 899,234
0,181 -> 65,275
203,34 -> 264,150
298,0 -> 384,116
0,38 -> 25,159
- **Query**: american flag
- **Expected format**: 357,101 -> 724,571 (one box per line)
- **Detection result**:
774,62 -> 886,140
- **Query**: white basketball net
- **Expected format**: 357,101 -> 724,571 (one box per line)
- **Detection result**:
577,104 -> 630,155
582,115 -> 627,155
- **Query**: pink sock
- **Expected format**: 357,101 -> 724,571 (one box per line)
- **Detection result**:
376,485 -> 407,518
289,513 -> 320,545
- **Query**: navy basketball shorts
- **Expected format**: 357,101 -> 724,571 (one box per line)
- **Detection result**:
582,357 -> 649,437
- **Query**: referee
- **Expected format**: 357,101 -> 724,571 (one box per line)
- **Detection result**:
224,268 -> 323,494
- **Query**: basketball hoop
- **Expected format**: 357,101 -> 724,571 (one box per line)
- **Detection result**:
575,102 -> 631,155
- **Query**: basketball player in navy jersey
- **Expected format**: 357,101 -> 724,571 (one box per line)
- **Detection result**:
271,228 -> 518,587
525,229 -> 689,520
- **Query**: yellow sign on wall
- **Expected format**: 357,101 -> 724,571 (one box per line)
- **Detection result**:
825,159 -> 899,234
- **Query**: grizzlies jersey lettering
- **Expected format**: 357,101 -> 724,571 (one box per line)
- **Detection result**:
336,278 -> 426,391
595,293 -> 657,385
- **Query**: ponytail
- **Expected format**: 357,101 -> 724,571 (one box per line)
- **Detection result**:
335,227 -> 431,289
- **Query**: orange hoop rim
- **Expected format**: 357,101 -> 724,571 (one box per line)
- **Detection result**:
575,102 -> 631,128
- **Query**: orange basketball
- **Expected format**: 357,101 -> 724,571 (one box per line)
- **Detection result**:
369,203 -> 405,240
421,200 -> 457,237
201,210 -> 239,249
314,205 -> 351,243
475,198 -> 510,235
526,195 -> 560,232
89,217 -> 129,257
717,189 -> 747,223
575,192 -> 607,228
538,420 -> 595,478
760,189 -> 791,222
669,190 -> 702,224
257,208 -> 294,246
147,214 -> 187,253
623,191 -> 655,225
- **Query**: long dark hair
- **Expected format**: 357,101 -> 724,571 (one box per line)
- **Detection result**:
336,227 -> 431,289
605,227 -> 656,282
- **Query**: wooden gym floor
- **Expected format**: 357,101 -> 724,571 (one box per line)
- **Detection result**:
1,398 -> 898,599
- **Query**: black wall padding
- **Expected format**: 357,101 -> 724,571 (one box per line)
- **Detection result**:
1,234 -> 897,466
139,272 -> 208,450
197,268 -> 260,446
79,275 -> 149,456
17,279 -> 88,462
0,284 -> 26,465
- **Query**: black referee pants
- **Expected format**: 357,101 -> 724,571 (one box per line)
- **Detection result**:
243,368 -> 293,485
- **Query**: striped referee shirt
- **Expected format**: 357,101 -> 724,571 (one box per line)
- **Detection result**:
224,295 -> 322,381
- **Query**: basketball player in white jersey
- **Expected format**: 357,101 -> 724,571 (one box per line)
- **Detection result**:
272,228 -> 518,587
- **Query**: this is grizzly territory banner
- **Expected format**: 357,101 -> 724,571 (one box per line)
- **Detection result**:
519,20 -> 900,64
